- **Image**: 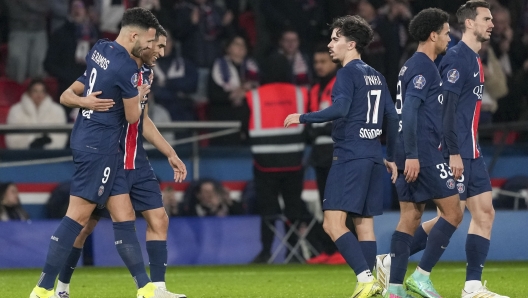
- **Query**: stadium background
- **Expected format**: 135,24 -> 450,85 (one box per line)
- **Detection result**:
0,0 -> 527,297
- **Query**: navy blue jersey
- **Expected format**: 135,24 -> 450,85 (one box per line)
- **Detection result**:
121,65 -> 151,169
438,41 -> 484,159
395,52 -> 444,169
72,39 -> 140,154
331,60 -> 396,163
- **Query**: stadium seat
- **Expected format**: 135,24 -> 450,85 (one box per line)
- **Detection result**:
43,77 -> 59,100
0,77 -> 25,106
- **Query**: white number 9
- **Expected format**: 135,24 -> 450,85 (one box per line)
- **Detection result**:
87,68 -> 97,96
102,167 -> 111,184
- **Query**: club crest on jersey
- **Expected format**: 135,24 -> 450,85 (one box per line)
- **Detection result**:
399,66 -> 408,76
446,179 -> 455,189
457,183 -> 465,194
447,69 -> 460,83
413,75 -> 426,89
98,185 -> 105,196
131,73 -> 139,87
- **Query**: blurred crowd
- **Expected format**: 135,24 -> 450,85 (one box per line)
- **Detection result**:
0,0 -> 527,149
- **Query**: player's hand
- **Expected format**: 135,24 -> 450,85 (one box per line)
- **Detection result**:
284,114 -> 301,127
384,159 -> 398,184
81,91 -> 114,111
138,84 -> 151,99
404,158 -> 420,183
149,69 -> 154,84
449,154 -> 464,181
168,155 -> 187,183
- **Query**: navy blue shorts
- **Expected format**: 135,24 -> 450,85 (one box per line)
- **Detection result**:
92,165 -> 162,218
453,157 -> 492,200
323,158 -> 384,217
70,150 -> 127,205
396,163 -> 459,203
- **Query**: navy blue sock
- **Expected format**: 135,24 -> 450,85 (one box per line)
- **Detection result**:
113,221 -> 150,288
58,247 -> 83,284
38,217 -> 83,290
146,240 -> 168,283
466,234 -> 490,281
418,217 -> 457,272
410,225 -> 428,255
334,232 -> 369,275
359,241 -> 377,271
389,231 -> 413,284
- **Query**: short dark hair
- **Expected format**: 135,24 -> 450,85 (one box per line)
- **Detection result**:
121,7 -> 159,31
26,79 -> 47,93
156,25 -> 167,39
409,8 -> 450,42
456,0 -> 490,32
329,15 -> 373,55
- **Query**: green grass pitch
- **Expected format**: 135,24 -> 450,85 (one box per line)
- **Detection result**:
3,262 -> 526,297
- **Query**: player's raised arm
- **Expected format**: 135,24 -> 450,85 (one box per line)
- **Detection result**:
142,104 -> 187,182
60,77 -> 115,111
402,95 -> 421,182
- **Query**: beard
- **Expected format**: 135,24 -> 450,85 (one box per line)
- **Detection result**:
131,40 -> 144,58
475,31 -> 490,43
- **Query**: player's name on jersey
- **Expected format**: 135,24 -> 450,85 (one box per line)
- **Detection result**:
363,75 -> 382,86
91,50 -> 110,70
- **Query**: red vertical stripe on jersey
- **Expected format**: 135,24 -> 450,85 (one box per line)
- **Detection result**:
124,71 -> 142,169
477,57 -> 485,83
472,101 -> 481,158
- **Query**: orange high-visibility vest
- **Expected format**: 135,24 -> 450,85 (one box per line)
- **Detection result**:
246,83 -> 308,172
308,77 -> 336,146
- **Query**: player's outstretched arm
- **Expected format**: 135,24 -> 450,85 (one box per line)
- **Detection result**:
402,95 -> 421,182
60,81 -> 115,111
284,97 -> 351,127
142,105 -> 187,182
442,90 -> 463,180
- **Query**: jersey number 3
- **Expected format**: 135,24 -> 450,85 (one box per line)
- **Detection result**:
366,90 -> 381,124
82,68 -> 97,119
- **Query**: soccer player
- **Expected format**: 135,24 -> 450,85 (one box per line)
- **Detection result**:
284,15 -> 398,298
404,1 -> 508,297
375,8 -> 463,298
56,26 -> 187,298
30,8 -> 166,298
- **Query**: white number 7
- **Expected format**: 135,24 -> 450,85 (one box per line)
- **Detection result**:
366,90 -> 381,124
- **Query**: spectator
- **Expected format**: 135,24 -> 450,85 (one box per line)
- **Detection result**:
97,0 -> 125,40
208,35 -> 259,145
260,0 -> 324,53
151,32 -> 198,122
6,79 -> 68,149
376,0 -> 412,97
0,182 -> 29,221
50,0 -> 70,33
5,0 -> 50,83
45,0 -> 99,105
357,0 -> 386,74
162,185 -> 180,217
480,41 -> 508,125
263,29 -> 311,86
182,179 -> 244,217
173,0 -> 235,101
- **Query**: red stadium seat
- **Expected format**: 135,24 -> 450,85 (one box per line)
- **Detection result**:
0,77 -> 25,106
43,77 -> 59,100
